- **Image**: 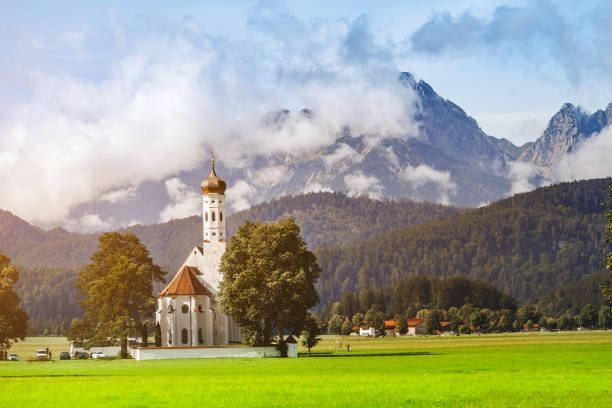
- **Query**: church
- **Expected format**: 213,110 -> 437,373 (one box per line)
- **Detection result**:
155,156 -> 241,347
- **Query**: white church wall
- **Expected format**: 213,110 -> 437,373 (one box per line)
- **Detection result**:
133,346 -> 286,360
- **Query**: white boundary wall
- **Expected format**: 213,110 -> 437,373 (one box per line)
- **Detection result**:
133,346 -> 294,360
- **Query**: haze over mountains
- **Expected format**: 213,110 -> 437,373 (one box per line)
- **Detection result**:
53,72 -> 612,232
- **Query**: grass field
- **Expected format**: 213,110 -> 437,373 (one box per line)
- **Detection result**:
1,331 -> 611,407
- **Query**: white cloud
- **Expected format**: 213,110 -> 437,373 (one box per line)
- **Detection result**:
64,213 -> 112,232
159,178 -> 201,222
400,164 -> 457,204
344,171 -> 384,199
225,179 -> 257,212
0,10 -> 419,228
99,186 -> 137,203
507,161 -> 538,195
247,165 -> 291,188
324,143 -> 363,168
553,127 -> 612,181
302,182 -> 333,194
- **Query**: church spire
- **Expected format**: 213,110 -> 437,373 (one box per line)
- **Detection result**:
201,150 -> 226,194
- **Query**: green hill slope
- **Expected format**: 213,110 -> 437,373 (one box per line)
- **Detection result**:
315,179 -> 611,305
0,193 -> 457,271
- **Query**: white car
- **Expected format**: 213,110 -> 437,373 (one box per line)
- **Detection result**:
8,354 -> 19,361
35,350 -> 49,360
91,351 -> 106,359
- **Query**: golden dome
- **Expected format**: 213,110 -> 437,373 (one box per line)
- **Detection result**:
201,157 -> 226,194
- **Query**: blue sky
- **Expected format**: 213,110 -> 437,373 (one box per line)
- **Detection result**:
0,0 -> 611,228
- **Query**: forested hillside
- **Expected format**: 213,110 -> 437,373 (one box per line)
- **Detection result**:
315,179 -> 610,305
0,192 -> 457,271
531,271 -> 611,317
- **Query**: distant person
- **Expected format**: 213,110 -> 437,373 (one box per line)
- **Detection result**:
346,343 -> 351,352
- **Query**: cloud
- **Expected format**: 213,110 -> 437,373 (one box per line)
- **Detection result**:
99,186 -> 137,203
507,161 -> 538,195
400,164 -> 457,204
409,1 -> 611,85
324,143 -> 363,168
225,179 -> 257,212
247,165 -> 292,188
302,182 -> 333,194
344,171 -> 384,199
553,127 -> 612,181
159,178 -> 201,222
64,213 -> 112,232
0,5 -> 419,229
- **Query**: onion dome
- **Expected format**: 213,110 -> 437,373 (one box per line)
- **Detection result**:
201,156 -> 226,194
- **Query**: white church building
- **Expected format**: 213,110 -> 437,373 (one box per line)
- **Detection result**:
155,157 -> 241,347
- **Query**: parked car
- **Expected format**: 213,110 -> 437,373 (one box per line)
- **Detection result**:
8,354 -> 19,361
73,351 -> 89,359
91,351 -> 106,359
59,352 -> 71,360
35,349 -> 49,361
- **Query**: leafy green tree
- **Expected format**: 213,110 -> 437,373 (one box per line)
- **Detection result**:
469,310 -> 488,332
71,232 -> 164,358
598,306 -> 612,329
516,304 -> 540,326
351,313 -> 364,327
373,311 -> 387,337
328,314 -> 343,335
497,309 -> 515,332
0,253 -> 28,351
341,319 -> 353,335
579,304 -> 598,328
396,314 -> 408,334
219,219 -> 321,350
425,309 -> 443,334
301,314 -> 321,356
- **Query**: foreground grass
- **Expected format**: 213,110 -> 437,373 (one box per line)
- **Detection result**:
1,331 -> 611,407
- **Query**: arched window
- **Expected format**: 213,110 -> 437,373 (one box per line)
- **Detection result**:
212,212 -> 216,221
181,305 -> 189,313
205,212 -> 208,222
198,329 -> 204,344
181,329 -> 188,344
220,212 -> 223,222
198,305 -> 203,313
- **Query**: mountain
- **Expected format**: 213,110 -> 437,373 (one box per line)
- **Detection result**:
54,72 -> 611,231
314,178 -> 610,306
520,102 -> 612,173
0,192 -> 457,271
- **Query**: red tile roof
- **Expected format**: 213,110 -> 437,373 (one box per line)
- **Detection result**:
158,265 -> 211,297
406,318 -> 424,327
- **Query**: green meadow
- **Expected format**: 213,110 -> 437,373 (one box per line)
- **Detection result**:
1,331 -> 611,408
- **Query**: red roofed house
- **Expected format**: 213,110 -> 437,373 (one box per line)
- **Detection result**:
156,157 -> 241,347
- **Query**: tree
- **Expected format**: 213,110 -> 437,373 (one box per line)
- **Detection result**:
396,314 -> 408,335
424,309 -> 443,334
341,319 -> 353,335
351,313 -> 364,327
70,232 -> 164,358
328,314 -> 343,335
301,314 -> 321,356
373,311 -> 386,337
140,322 -> 149,347
598,306 -> 612,330
579,304 -> 598,328
219,219 -> 322,351
0,253 -> 28,352
601,184 -> 612,303
154,322 -> 162,347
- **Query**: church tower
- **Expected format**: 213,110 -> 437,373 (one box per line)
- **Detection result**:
199,154 -> 227,290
